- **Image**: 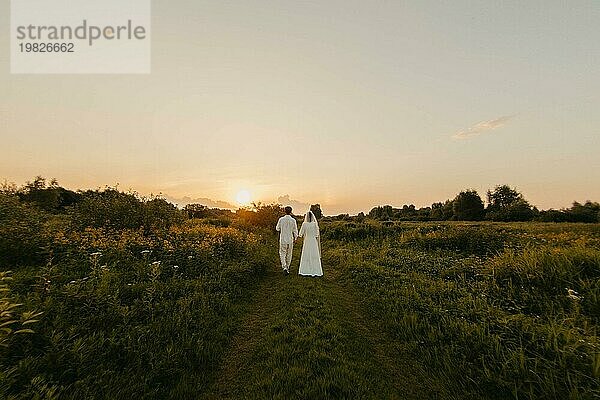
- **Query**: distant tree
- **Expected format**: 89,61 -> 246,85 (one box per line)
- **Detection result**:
535,201 -> 599,223
310,204 -> 323,219
567,201 -> 600,223
536,209 -> 569,222
382,205 -> 393,220
442,200 -> 455,220
367,204 -> 433,221
416,207 -> 431,221
236,203 -> 284,229
184,204 -> 209,219
18,176 -> 61,211
356,212 -> 366,222
508,200 -> 536,221
335,214 -> 351,221
0,180 -> 17,195
368,206 -> 382,219
17,176 -> 80,212
370,205 -> 394,220
486,185 -> 522,210
453,190 -> 484,221
397,204 -> 417,220
430,202 -> 444,220
486,185 -> 535,221
143,197 -> 184,232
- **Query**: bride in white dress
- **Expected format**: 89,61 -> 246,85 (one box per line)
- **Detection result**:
298,211 -> 323,277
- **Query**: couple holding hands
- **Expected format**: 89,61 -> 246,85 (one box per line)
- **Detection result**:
275,206 -> 323,277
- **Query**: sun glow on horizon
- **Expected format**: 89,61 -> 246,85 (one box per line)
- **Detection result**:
235,189 -> 252,206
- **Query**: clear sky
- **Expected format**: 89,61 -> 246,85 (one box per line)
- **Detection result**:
1,1 -> 599,214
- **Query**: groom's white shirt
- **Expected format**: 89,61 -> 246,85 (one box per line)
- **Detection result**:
276,215 -> 298,244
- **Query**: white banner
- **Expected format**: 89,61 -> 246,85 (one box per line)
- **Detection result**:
11,0 -> 151,74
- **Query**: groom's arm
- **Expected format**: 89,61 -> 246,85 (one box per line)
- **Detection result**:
293,221 -> 299,240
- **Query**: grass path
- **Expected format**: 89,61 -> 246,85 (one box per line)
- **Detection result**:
203,245 -> 447,399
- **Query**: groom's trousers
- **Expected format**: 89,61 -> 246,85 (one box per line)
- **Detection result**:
279,242 -> 293,270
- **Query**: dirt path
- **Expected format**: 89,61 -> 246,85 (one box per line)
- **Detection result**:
203,270 -> 283,398
203,249 -> 443,399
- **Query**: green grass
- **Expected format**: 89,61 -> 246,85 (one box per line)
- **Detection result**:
203,243 -> 447,399
0,221 -> 274,399
322,222 -> 600,399
1,209 -> 599,399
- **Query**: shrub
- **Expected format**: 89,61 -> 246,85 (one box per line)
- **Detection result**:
400,224 -> 511,255
235,203 -> 284,230
453,190 -> 485,221
69,189 -> 183,233
0,194 -> 51,267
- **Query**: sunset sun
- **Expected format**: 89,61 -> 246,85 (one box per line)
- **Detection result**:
235,190 -> 252,205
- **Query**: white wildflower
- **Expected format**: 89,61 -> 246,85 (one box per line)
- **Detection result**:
566,288 -> 581,301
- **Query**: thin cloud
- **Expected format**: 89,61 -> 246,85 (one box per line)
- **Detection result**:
452,115 -> 513,140
277,195 -> 311,214
164,195 -> 235,209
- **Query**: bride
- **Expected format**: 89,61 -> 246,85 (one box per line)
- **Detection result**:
298,211 -> 323,277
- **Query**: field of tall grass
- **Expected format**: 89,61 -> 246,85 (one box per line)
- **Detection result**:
0,193 -> 273,399
321,221 -> 600,399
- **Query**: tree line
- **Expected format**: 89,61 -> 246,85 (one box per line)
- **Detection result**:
2,178 -> 599,224
368,185 -> 600,223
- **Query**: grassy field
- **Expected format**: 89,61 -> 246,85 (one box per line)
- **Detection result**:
321,221 -> 600,399
1,195 -> 599,399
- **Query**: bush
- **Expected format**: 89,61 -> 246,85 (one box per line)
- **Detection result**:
400,224 -> 511,255
16,177 -> 81,212
235,203 -> 284,230
0,194 -> 51,267
453,190 -> 485,221
69,189 -> 183,233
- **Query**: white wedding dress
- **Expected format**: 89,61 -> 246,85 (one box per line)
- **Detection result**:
298,211 -> 323,277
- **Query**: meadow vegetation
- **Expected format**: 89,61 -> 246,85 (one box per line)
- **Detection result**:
322,220 -> 599,399
0,178 -> 598,399
0,181 -> 272,399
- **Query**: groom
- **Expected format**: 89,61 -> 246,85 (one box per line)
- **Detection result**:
275,206 -> 298,275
